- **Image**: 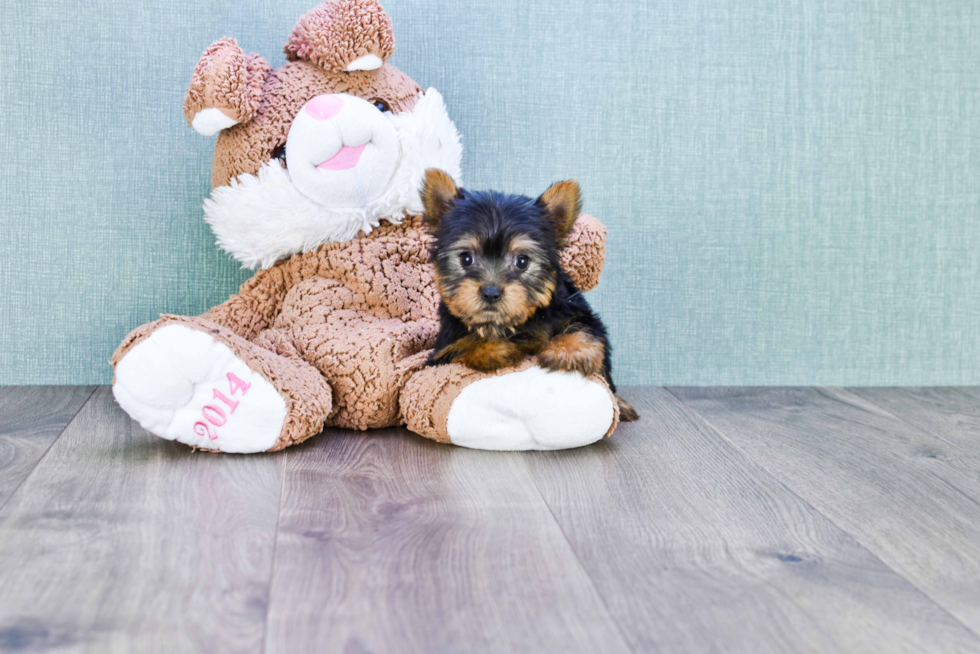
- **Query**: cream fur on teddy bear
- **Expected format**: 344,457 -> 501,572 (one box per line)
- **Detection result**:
111,0 -> 623,452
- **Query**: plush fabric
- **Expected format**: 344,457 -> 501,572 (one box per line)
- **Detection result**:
401,359 -> 618,448
443,365 -> 617,450
183,38 -> 270,131
285,0 -> 395,73
284,93 -> 400,207
112,315 -> 333,451
113,323 -> 291,453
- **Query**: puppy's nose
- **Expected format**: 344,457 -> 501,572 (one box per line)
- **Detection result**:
481,285 -> 502,303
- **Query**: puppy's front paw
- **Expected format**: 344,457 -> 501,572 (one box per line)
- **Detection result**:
459,339 -> 525,372
437,335 -> 527,372
539,332 -> 605,377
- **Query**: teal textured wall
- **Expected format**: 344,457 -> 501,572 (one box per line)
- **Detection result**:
1,0 -> 979,385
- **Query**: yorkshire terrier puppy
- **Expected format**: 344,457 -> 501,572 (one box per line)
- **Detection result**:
421,169 -> 639,422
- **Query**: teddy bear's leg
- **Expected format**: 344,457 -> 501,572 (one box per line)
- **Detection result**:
111,316 -> 332,453
291,315 -> 437,431
400,359 -> 619,451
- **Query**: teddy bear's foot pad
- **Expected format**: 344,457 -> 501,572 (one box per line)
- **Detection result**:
445,366 -> 615,450
113,325 -> 286,453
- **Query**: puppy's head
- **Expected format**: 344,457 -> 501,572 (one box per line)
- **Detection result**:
421,169 -> 582,335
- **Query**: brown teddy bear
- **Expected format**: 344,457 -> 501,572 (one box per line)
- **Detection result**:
111,0 -> 623,452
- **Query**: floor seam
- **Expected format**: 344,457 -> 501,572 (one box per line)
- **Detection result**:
0,385 -> 98,517
518,455 -> 637,654
665,386 -> 980,645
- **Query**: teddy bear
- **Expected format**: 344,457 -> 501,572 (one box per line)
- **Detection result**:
110,0 -> 623,453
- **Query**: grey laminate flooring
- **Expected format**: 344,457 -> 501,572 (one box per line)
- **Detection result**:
2,386 -> 980,653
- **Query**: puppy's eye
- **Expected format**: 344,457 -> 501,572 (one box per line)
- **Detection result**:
515,254 -> 530,270
459,251 -> 474,268
372,99 -> 391,113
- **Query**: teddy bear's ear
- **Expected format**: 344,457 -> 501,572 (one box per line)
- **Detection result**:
183,38 -> 271,137
284,0 -> 395,73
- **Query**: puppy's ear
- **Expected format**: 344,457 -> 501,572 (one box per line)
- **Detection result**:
422,169 -> 461,233
536,180 -> 582,246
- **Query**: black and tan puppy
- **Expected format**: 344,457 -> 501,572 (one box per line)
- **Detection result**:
421,169 -> 638,422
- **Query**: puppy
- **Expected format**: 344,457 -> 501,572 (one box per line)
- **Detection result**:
421,169 -> 638,422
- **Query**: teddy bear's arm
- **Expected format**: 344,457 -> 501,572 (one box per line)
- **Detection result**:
561,214 -> 608,292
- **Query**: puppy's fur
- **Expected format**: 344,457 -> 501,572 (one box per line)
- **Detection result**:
422,169 -> 638,422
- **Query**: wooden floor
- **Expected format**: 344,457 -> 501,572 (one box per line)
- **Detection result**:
2,387 -> 980,653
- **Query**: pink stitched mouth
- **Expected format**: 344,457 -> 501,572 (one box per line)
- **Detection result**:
316,144 -> 367,171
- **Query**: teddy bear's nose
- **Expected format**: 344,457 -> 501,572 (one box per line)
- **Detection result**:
305,94 -> 344,121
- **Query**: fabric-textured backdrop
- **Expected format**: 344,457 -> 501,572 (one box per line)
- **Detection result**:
1,0 -> 978,385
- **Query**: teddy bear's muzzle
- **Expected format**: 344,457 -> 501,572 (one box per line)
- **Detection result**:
285,93 -> 399,208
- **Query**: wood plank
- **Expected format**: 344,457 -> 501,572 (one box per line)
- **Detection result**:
847,387 -> 980,454
523,387 -> 980,654
670,386 -> 980,640
264,427 -> 630,654
0,386 -> 95,507
0,387 -> 283,654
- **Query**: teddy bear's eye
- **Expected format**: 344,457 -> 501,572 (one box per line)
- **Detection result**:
372,99 -> 391,113
459,252 -> 474,268
272,144 -> 287,169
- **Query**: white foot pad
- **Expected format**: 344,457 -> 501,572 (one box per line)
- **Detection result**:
113,325 -> 287,453
446,366 -> 615,451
